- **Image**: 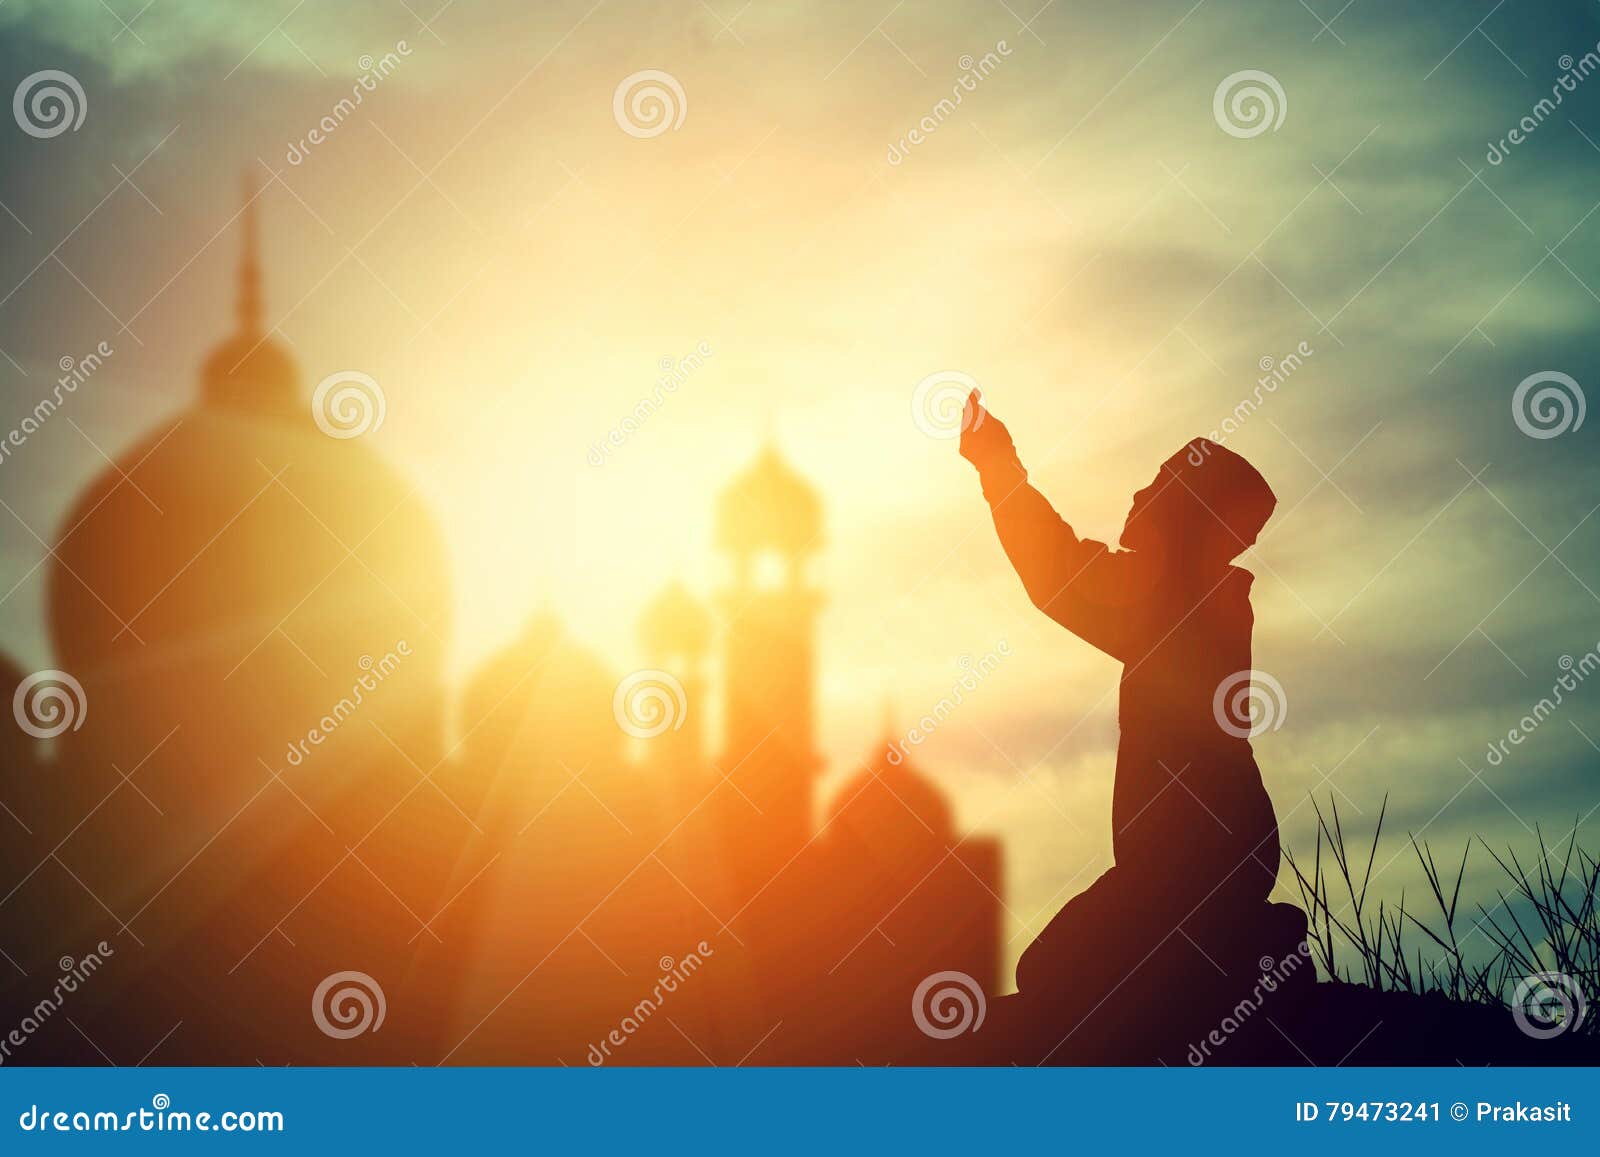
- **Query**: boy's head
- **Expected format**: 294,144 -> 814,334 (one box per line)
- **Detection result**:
1118,439 -> 1276,562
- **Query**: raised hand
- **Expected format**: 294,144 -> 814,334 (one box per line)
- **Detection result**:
958,390 -> 1017,472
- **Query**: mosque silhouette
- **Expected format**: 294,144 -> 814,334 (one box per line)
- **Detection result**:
0,190 -> 1001,1065
8,190 -> 1598,1070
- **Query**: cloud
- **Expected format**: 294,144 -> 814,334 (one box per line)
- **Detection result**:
0,0 -> 407,81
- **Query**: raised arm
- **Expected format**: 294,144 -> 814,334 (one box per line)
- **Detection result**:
958,392 -> 1143,661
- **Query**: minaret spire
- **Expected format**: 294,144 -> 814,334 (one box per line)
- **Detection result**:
237,171 -> 262,336
198,170 -> 299,409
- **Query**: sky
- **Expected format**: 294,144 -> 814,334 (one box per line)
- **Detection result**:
1,0 -> 1598,979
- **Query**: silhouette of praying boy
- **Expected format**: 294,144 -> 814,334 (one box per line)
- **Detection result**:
959,391 -> 1290,996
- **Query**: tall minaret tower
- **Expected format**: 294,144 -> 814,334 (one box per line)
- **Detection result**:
713,443 -> 824,886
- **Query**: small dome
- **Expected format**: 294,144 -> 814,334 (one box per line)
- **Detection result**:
826,737 -> 953,841
462,611 -> 622,781
201,332 -> 300,415
715,444 -> 822,558
640,581 -> 712,659
199,174 -> 299,417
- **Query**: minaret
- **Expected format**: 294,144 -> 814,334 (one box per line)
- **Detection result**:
713,443 -> 824,885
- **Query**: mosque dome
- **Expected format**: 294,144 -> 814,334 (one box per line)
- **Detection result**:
45,178 -> 451,813
462,610 -> 622,776
199,334 -> 300,414
639,580 -> 712,661
826,728 -> 954,845
715,444 -> 822,558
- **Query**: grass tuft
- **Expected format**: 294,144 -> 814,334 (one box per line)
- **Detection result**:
1283,795 -> 1597,1035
